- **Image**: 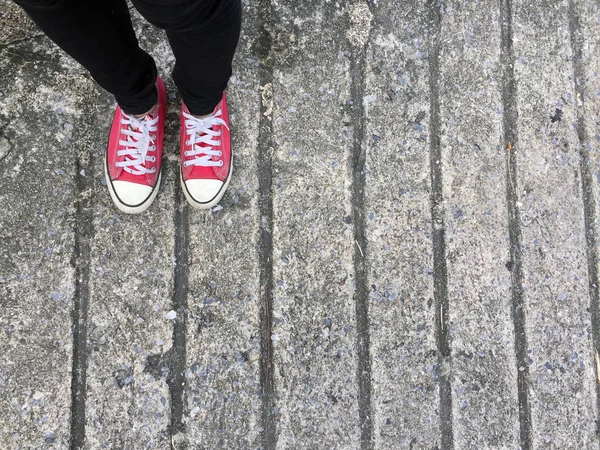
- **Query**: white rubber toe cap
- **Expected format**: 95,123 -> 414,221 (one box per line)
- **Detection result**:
112,180 -> 153,207
184,179 -> 224,204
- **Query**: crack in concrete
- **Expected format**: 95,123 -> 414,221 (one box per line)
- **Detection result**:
256,0 -> 277,446
169,171 -> 190,449
500,0 -> 532,448
0,134 -> 13,162
425,0 -> 454,448
348,0 -> 374,448
69,119 -> 95,450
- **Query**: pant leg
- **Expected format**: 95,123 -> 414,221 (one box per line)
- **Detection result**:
131,0 -> 242,116
13,0 -> 158,115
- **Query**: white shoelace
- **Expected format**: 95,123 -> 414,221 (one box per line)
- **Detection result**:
183,109 -> 229,168
115,112 -> 158,175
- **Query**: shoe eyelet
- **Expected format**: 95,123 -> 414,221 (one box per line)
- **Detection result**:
219,161 -> 224,167
218,151 -> 222,156
151,167 -> 157,173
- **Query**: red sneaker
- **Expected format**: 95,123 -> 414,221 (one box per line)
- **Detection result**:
105,76 -> 166,214
179,92 -> 232,209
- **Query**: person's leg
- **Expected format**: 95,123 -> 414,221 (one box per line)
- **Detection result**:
14,0 -> 166,214
131,0 -> 242,116
13,0 -> 158,115
129,0 -> 242,209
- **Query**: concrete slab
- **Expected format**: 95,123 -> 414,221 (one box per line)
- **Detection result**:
364,2 -> 439,447
269,0 -> 360,447
0,34 -> 81,449
182,2 -> 262,447
513,0 -> 598,446
438,1 -> 520,447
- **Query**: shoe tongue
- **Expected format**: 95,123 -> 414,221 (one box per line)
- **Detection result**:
143,110 -> 157,121
197,125 -> 213,137
128,112 -> 155,137
193,127 -> 215,153
133,115 -> 152,129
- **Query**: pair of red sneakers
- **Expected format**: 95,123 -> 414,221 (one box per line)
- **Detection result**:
105,77 -> 233,213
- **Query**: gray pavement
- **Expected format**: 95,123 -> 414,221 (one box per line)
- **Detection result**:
1,0 -> 600,449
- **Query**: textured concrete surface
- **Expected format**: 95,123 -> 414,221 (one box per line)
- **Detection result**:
0,34 -> 77,449
183,2 -> 262,447
513,1 -> 597,447
2,0 -> 600,448
364,1 -> 439,447
269,1 -> 359,447
438,2 -> 520,448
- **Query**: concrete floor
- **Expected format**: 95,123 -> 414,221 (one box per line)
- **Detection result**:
1,0 -> 600,448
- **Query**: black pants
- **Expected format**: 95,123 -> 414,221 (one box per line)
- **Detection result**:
13,0 -> 242,115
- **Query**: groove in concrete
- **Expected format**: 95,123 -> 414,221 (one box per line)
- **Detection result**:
567,0 -> 600,437
425,0 -> 453,448
69,143 -> 93,450
348,4 -> 373,449
499,0 -> 532,448
169,167 -> 189,448
256,0 -> 277,446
